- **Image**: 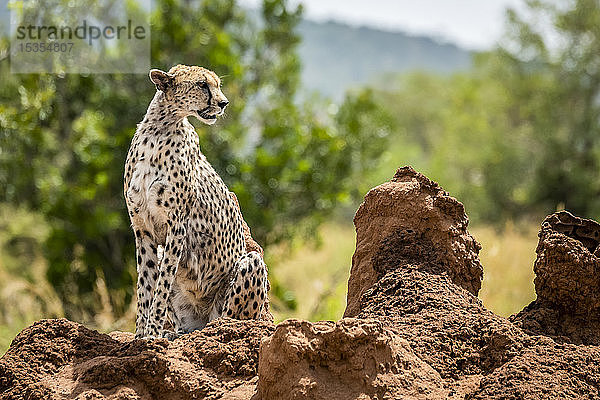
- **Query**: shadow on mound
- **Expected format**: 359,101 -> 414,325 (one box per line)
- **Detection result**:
2,166 -> 600,399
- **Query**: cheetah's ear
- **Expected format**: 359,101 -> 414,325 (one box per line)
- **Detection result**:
149,69 -> 175,92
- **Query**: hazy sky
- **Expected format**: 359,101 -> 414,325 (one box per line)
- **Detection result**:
239,0 -> 526,50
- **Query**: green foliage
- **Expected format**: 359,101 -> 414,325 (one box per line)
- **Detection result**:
0,0 -> 388,321
499,0 -> 600,218
369,69 -> 536,223
369,0 -> 600,224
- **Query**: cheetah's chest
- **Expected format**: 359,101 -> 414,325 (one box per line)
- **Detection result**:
126,126 -> 203,239
125,123 -> 244,264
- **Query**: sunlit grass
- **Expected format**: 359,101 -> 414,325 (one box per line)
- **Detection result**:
474,222 -> 538,316
266,223 -> 356,322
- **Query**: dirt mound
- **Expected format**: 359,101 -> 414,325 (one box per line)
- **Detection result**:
2,167 -> 600,399
344,166 -> 483,318
0,318 -> 274,399
510,210 -> 600,345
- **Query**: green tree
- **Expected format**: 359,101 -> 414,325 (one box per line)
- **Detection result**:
368,69 -> 536,223
497,0 -> 600,218
367,0 -> 600,224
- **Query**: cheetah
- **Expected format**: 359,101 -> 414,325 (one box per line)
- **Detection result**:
124,65 -> 269,339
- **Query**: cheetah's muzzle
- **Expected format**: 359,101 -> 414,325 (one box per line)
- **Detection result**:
198,111 -> 217,120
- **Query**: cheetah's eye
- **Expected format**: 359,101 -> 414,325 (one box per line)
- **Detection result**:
197,81 -> 208,89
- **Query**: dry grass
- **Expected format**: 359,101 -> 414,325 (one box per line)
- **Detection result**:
474,222 -> 538,316
0,205 -> 63,353
266,223 -> 356,322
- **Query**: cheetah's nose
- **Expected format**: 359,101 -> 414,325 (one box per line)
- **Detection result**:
218,100 -> 229,109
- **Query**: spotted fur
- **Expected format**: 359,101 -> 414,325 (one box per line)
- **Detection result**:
124,65 -> 269,339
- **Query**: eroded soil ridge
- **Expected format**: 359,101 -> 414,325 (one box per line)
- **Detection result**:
511,210 -> 600,345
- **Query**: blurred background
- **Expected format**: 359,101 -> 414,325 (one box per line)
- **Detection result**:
1,0 -> 599,353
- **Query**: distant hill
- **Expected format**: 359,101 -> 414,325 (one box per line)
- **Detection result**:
297,19 -> 472,99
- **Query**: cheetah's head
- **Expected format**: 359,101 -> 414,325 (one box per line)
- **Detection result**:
149,64 -> 229,125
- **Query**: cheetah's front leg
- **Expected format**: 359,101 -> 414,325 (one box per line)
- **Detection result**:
145,219 -> 186,338
134,232 -> 161,339
222,251 -> 268,320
